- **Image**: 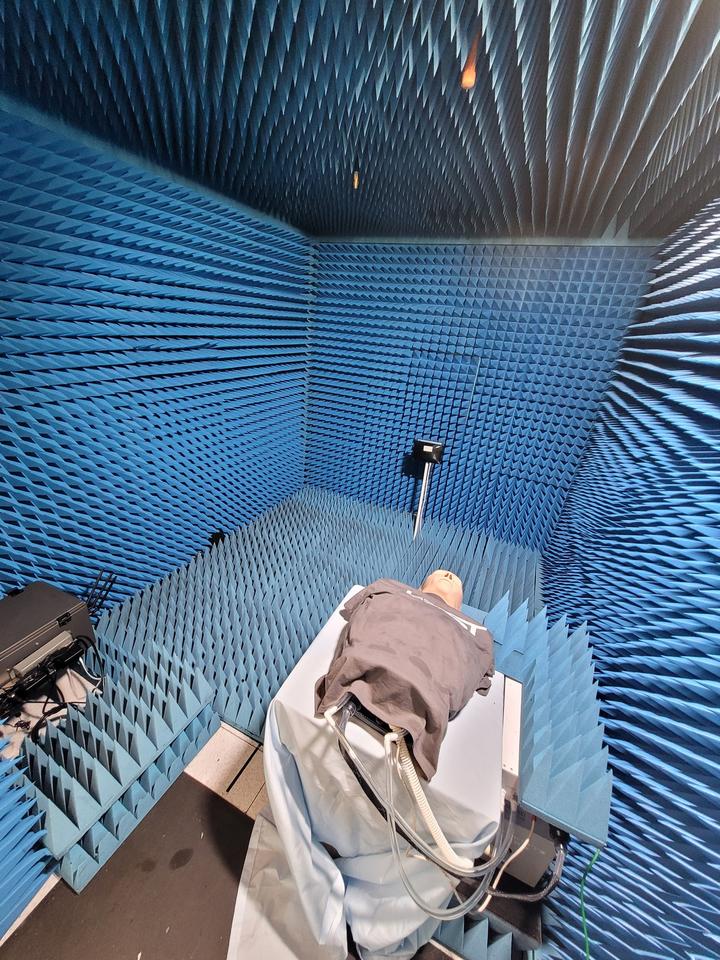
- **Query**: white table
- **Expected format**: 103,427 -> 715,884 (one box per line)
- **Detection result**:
229,587 -> 506,960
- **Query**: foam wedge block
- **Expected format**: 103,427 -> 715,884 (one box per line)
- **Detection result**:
96,488 -> 542,740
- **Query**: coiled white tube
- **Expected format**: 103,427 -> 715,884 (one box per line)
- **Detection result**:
324,704 -> 511,879
383,731 -> 514,920
392,726 -> 473,871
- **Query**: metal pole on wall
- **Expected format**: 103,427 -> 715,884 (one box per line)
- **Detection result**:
411,439 -> 444,540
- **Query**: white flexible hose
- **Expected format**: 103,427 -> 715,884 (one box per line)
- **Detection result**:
392,726 -> 473,871
323,703 -> 522,921
383,731 -> 513,920
324,705 -> 510,879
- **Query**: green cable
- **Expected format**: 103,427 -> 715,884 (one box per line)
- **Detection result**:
580,848 -> 601,959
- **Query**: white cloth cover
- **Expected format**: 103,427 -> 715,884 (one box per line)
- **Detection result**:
228,587 -> 505,960
227,807 -> 346,960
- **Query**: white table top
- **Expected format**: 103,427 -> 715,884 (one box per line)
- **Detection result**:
273,586 -> 505,853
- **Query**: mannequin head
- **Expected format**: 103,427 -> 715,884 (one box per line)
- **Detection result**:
420,569 -> 463,610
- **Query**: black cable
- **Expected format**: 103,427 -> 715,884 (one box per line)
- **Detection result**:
27,670 -> 64,742
485,841 -> 567,902
29,696 -> 66,742
2,644 -> 103,738
73,634 -> 96,654
82,570 -> 117,621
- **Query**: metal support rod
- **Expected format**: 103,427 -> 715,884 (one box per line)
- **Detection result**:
413,461 -> 433,539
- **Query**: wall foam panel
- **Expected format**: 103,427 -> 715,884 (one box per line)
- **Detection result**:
542,199 -> 720,960
0,109 -> 310,604
0,751 -> 49,938
2,1 -> 719,238
308,244 -> 651,549
97,487 -> 542,738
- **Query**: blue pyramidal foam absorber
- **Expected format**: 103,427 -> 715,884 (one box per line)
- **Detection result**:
0,107 -> 309,606
541,199 -> 720,960
464,595 -> 611,847
18,635 -> 218,892
1,1 -> 718,238
307,243 -> 651,550
57,704 -> 219,893
0,750 -> 49,937
436,916 -> 514,960
97,487 -> 542,738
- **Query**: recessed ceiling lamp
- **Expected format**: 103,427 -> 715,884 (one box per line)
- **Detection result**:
461,33 -> 480,89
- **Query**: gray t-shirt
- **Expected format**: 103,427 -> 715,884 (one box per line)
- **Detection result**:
315,579 -> 494,781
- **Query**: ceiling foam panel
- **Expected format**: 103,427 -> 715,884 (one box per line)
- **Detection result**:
1,0 -> 719,238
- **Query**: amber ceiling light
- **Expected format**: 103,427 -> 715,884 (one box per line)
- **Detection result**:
460,33 -> 480,89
